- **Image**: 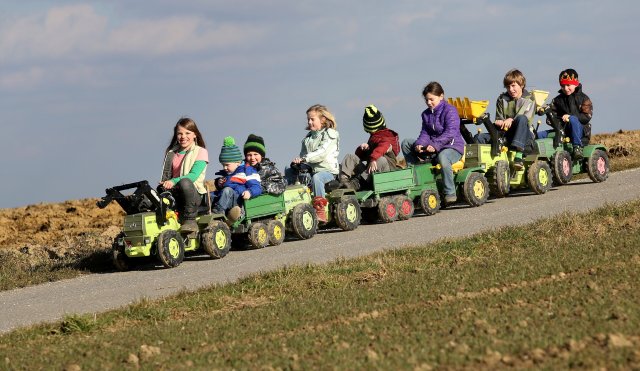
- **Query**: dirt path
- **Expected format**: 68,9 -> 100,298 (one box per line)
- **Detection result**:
1,168 -> 639,334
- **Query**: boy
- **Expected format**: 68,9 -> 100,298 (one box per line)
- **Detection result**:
476,69 -> 536,170
333,104 -> 399,191
539,68 -> 593,159
211,136 -> 262,222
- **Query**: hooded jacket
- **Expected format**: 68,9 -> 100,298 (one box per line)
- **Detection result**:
415,100 -> 465,154
299,128 -> 340,174
551,84 -> 593,125
355,128 -> 400,166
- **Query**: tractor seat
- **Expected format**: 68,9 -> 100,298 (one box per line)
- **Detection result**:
432,147 -> 466,173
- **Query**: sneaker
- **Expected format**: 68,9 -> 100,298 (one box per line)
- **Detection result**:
513,158 -> 524,171
227,206 -> 242,222
180,219 -> 198,233
573,146 -> 584,160
444,194 -> 457,205
324,179 -> 341,192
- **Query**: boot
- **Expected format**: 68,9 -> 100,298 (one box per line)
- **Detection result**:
340,177 -> 360,191
324,179 -> 341,193
181,219 -> 198,233
312,196 -> 328,223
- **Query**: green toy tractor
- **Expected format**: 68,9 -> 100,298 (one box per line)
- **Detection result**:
97,180 -> 231,270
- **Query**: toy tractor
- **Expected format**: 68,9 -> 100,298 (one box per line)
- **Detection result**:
97,180 -> 231,270
454,97 -> 554,196
531,90 -> 609,185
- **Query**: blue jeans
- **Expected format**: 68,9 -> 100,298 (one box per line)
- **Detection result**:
211,187 -> 240,214
537,116 -> 583,146
475,115 -> 531,152
284,167 -> 335,198
437,148 -> 463,196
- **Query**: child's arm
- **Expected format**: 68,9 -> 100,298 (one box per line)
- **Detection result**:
303,130 -> 338,164
430,107 -> 461,151
577,94 -> 593,124
169,160 -> 207,185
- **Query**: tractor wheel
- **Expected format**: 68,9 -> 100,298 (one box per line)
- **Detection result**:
420,190 -> 440,216
248,222 -> 269,249
394,195 -> 414,220
156,230 -> 185,268
291,203 -> 318,240
334,197 -> 361,231
551,150 -> 573,185
267,220 -> 285,246
361,208 -> 379,224
527,161 -> 552,195
201,221 -> 231,259
587,149 -> 609,183
490,160 -> 510,198
463,172 -> 489,207
377,197 -> 398,223
112,233 -> 132,271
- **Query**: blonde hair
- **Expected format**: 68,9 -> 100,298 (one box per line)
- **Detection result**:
306,104 -> 337,129
503,69 -> 526,89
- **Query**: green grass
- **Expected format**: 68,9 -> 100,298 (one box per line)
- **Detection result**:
1,200 -> 639,369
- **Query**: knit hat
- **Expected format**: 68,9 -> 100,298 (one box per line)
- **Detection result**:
363,104 -> 386,133
219,136 -> 243,164
559,68 -> 580,86
243,134 -> 266,157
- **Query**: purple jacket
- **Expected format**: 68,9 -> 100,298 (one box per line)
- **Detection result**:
414,100 -> 465,154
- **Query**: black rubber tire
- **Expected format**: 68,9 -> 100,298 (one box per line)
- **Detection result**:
463,172 -> 489,207
290,203 -> 318,240
490,160 -> 510,198
156,230 -> 185,268
248,222 -> 269,249
334,197 -> 361,231
112,233 -> 132,271
551,150 -> 573,185
527,161 -> 552,195
420,190 -> 440,216
377,197 -> 398,223
201,220 -> 231,259
587,149 -> 609,183
394,195 -> 414,221
267,220 -> 285,246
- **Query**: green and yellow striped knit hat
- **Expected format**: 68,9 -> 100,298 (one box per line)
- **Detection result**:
243,134 -> 266,157
363,104 -> 386,133
219,136 -> 243,164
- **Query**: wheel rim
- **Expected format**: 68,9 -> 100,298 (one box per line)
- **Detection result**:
401,200 -> 412,215
562,158 -> 570,176
302,211 -> 314,230
597,156 -> 606,174
168,238 -> 180,258
272,224 -> 283,241
258,228 -> 267,244
473,180 -> 485,199
214,230 -> 227,250
385,203 -> 396,218
538,168 -> 549,187
428,194 -> 437,209
345,203 -> 358,222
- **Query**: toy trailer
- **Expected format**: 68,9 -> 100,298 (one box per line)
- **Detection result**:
227,184 -> 318,249
356,167 -> 418,223
97,180 -> 231,271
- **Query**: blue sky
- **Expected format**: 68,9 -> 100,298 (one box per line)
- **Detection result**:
1,0 -> 638,208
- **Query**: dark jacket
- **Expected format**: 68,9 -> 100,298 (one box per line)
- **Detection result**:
255,158 -> 286,195
415,100 -> 465,154
551,84 -> 593,139
355,128 -> 400,167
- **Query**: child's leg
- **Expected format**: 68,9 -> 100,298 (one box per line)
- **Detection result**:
437,148 -> 462,197
340,153 -> 365,181
566,116 -> 584,146
311,171 -> 336,198
174,178 -> 200,220
537,130 -> 550,139
212,187 -> 238,214
401,139 -> 420,165
506,115 -> 530,152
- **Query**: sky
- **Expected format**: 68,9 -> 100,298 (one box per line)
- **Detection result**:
1,0 -> 638,208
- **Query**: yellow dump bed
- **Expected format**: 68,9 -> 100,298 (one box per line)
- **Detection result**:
448,97 -> 489,122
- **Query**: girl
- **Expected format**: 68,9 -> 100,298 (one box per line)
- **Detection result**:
160,117 -> 209,232
286,104 -> 340,221
401,82 -> 464,205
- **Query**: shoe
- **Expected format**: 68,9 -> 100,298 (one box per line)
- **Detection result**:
325,179 -> 341,193
312,196 -> 328,223
180,219 -> 198,233
340,178 -> 360,191
573,146 -> 584,160
444,194 -> 457,205
227,206 -> 242,222
513,158 -> 524,171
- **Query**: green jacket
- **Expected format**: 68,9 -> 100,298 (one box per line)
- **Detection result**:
495,89 -> 536,126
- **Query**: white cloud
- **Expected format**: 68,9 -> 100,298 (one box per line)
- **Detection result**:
0,67 -> 45,88
0,4 -> 267,62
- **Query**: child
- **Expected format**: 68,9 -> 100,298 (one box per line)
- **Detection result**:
538,68 -> 593,159
475,69 -> 536,170
211,136 -> 262,222
160,117 -> 209,233
401,82 -> 464,205
335,105 -> 399,191
243,134 -> 287,195
285,104 -> 340,222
